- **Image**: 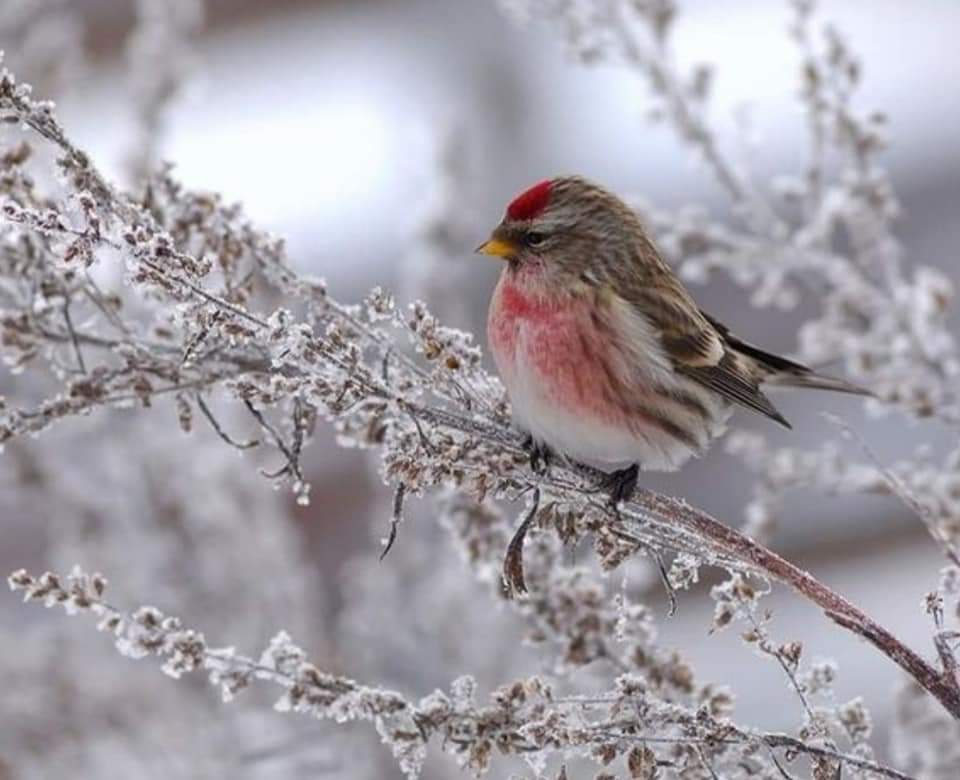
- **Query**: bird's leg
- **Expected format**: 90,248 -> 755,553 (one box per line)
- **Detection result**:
522,434 -> 552,476
603,463 -> 639,509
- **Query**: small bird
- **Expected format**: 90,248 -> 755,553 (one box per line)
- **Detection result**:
478,176 -> 868,505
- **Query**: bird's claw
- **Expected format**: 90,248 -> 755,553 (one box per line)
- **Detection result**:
602,464 -> 639,513
522,434 -> 552,476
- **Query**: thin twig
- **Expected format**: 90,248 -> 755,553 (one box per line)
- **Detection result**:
766,746 -> 798,780
195,394 -> 259,450
380,482 -> 407,561
825,413 -> 960,567
591,730 -> 913,780
502,486 -> 540,597
139,257 -> 269,330
4,65 -> 959,723
607,522 -> 677,616
243,400 -> 302,483
60,300 -> 86,373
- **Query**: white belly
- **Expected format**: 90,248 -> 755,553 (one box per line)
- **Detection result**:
500,328 -> 731,473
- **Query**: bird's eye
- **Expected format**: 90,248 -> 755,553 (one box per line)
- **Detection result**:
525,231 -> 547,248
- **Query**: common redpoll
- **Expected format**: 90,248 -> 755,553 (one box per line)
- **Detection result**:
479,176 -> 868,504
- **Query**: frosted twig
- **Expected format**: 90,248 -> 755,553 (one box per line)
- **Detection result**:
8,567 -> 916,780
1,68 -> 956,714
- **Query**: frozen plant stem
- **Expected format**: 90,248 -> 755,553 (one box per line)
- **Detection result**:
6,567 -> 918,780
1,54 -> 958,723
662,493 -> 960,718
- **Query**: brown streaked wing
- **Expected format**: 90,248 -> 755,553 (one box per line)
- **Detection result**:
678,352 -> 792,429
634,288 -> 792,428
620,239 -> 791,428
676,311 -> 792,428
633,281 -> 724,369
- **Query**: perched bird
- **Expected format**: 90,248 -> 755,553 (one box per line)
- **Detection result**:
478,176 -> 868,504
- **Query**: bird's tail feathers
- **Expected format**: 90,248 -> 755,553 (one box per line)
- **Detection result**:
763,368 -> 872,397
708,315 -> 873,397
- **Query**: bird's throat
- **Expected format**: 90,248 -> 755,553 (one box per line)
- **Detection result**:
495,278 -> 558,322
494,264 -> 570,323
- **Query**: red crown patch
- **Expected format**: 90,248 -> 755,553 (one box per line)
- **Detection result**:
506,180 -> 552,221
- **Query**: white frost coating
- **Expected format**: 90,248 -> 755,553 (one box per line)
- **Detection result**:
2,0 -> 959,778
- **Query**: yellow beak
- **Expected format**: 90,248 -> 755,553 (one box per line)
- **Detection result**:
475,238 -> 517,259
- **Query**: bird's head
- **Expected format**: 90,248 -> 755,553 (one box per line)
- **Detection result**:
477,176 -> 643,287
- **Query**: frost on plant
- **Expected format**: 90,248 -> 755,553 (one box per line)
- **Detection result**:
2,1 -> 959,778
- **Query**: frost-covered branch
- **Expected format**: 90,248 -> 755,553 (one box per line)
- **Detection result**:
8,567 -> 915,780
3,1 -> 960,776
502,0 -> 960,711
1,43 -> 958,723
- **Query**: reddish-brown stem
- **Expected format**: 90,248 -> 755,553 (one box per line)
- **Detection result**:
633,487 -> 960,720
407,411 -> 960,720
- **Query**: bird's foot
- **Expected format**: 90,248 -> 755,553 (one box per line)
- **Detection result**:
602,464 -> 639,511
522,434 -> 552,476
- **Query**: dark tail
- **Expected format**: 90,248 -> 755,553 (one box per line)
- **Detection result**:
762,368 -> 872,396
718,322 -> 872,398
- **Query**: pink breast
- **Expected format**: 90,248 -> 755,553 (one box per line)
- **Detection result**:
488,273 -> 625,423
